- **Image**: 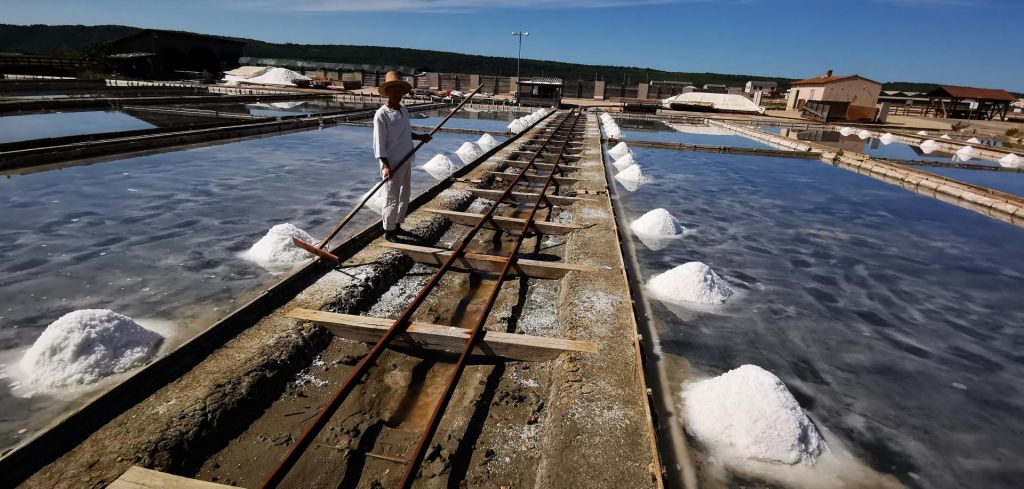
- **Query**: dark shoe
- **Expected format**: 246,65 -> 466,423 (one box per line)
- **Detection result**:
384,231 -> 400,243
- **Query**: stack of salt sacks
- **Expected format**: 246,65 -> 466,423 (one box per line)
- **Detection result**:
508,108 -> 550,134
629,208 -> 683,251
682,365 -> 826,465
422,154 -> 460,179
16,309 -> 163,392
243,223 -> 315,271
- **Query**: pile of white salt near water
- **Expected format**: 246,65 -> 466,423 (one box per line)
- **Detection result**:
243,223 -> 315,270
476,133 -> 500,152
647,262 -> 733,305
421,154 -> 460,180
682,364 -> 827,465
940,134 -> 952,139
878,133 -> 896,145
608,141 -> 631,160
919,139 -> 939,154
629,208 -> 683,250
838,126 -> 855,136
856,129 -> 872,140
955,145 -> 976,161
615,164 -> 649,191
966,137 -> 981,144
14,309 -> 163,392
998,153 -> 1021,168
916,130 -> 929,136
612,153 -> 637,171
455,141 -> 483,165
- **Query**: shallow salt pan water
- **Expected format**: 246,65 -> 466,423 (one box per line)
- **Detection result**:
411,108 -> 524,133
612,146 -> 1024,489
0,110 -> 155,143
615,118 -> 774,149
0,124 -> 472,449
906,165 -> 1024,198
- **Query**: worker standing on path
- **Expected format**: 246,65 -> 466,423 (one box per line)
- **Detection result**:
373,71 -> 431,242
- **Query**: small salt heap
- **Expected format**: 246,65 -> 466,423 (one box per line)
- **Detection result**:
608,141 -> 631,160
476,133 -> 500,152
838,127 -> 855,137
919,139 -> 939,154
455,141 -> 483,165
647,262 -> 733,305
682,364 -> 826,465
615,164 -> 649,191
916,130 -> 929,136
612,153 -> 637,171
629,208 -> 683,250
243,223 -> 315,271
856,129 -> 872,140
878,133 -> 896,145
508,108 -> 549,134
15,309 -> 164,392
998,153 -> 1021,168
966,137 -> 981,144
421,154 -> 459,180
955,145 -> 976,162
940,134 -> 952,139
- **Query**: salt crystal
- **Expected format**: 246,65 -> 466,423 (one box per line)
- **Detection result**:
421,154 -> 459,180
15,309 -> 164,391
608,142 -> 631,160
612,153 -> 637,171
243,223 -> 315,270
998,153 -> 1021,168
647,262 -> 733,305
955,145 -> 976,162
455,142 -> 483,165
682,364 -> 826,464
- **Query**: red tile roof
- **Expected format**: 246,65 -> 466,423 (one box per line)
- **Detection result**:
791,74 -> 880,86
929,85 -> 1016,102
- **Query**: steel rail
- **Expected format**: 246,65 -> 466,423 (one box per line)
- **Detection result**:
396,108 -> 585,488
258,109 -> 578,489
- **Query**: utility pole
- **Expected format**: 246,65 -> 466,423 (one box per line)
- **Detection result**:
512,31 -> 529,104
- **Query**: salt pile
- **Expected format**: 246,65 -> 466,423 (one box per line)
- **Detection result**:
630,208 -> 683,236
940,134 -> 952,139
476,133 -> 500,152
955,145 -> 976,162
243,223 -> 315,270
224,67 -> 311,87
421,154 -> 459,180
455,141 -> 483,165
601,113 -> 623,139
916,130 -> 929,136
998,153 -> 1021,168
838,127 -> 855,137
919,139 -> 939,154
856,129 -> 872,140
682,364 -> 826,465
966,137 -> 981,144
612,153 -> 637,171
15,309 -> 163,392
508,108 -> 550,134
878,133 -> 896,145
608,141 -> 631,160
647,262 -> 733,305
615,164 -> 649,191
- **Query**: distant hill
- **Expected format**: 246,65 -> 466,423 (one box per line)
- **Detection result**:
0,23 -> 946,93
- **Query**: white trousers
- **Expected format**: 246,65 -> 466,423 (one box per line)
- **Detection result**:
381,161 -> 411,231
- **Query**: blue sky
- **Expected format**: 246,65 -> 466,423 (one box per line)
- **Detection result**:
6,0 -> 1023,91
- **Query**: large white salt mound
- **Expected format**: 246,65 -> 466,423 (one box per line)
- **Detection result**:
955,145 -> 976,162
455,141 -> 483,165
508,119 -> 528,134
682,364 -> 826,465
615,164 -> 648,183
612,153 -> 637,171
878,133 -> 896,145
919,139 -> 939,154
966,137 -> 981,144
421,154 -> 459,180
604,123 -> 622,140
856,129 -> 872,140
998,153 -> 1021,168
648,262 -> 733,305
226,67 -> 311,87
630,208 -> 683,236
838,127 -> 855,137
608,141 -> 631,160
476,133 -> 499,152
17,309 -> 163,391
244,223 -> 315,269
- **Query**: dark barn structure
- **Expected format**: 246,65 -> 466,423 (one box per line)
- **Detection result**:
925,85 -> 1016,121
107,29 -> 245,79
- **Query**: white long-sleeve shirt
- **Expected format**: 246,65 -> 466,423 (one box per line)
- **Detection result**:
372,104 -> 415,168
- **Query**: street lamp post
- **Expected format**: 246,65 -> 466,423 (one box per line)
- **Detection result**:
512,31 -> 528,103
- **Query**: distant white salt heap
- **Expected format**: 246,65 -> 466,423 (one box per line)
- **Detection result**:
682,364 -> 826,465
244,223 -> 315,270
421,154 -> 459,180
16,309 -> 163,392
838,126 -> 855,137
916,130 -> 929,136
455,141 -> 483,165
966,137 -> 981,144
940,134 -> 952,139
612,153 -> 637,171
476,133 -> 500,152
608,141 -> 631,160
998,153 -> 1021,168
878,133 -> 896,145
224,67 -> 311,87
919,139 -> 939,154
647,262 -> 733,305
856,129 -> 873,140
955,145 -> 976,162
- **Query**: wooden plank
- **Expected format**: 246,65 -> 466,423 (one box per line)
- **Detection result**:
500,159 -> 585,171
423,208 -> 584,235
378,242 -> 596,279
108,466 -> 237,489
468,188 -> 590,206
488,172 -> 585,185
286,308 -> 597,362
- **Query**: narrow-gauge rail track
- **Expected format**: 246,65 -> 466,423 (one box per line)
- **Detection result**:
260,108 -> 590,488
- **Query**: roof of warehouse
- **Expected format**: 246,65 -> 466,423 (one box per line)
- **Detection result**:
928,85 -> 1017,102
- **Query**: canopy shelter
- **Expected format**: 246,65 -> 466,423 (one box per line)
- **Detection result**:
925,85 -> 1016,121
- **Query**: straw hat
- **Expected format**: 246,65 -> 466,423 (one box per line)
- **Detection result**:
378,71 -> 412,96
